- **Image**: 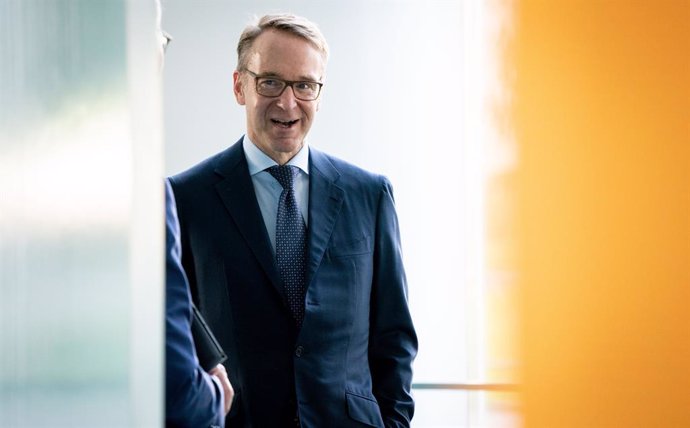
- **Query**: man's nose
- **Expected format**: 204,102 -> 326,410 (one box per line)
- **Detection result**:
276,85 -> 298,109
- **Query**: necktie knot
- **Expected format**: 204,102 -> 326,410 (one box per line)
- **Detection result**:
267,165 -> 298,190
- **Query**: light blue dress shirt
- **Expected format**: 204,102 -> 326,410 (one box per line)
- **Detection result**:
242,135 -> 310,254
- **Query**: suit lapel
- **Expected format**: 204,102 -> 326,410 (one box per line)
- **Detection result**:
213,141 -> 284,300
306,148 -> 344,288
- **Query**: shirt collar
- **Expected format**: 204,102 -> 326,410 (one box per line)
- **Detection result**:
242,135 -> 310,176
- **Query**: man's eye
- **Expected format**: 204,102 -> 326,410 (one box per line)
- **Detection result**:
260,79 -> 282,88
295,82 -> 316,91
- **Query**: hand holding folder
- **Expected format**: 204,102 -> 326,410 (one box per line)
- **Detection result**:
190,302 -> 227,372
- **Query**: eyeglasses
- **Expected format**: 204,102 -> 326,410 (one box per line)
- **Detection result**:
161,30 -> 173,53
244,70 -> 323,101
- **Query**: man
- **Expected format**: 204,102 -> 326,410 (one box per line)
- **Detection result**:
165,181 -> 234,427
169,13 -> 417,427
159,8 -> 234,425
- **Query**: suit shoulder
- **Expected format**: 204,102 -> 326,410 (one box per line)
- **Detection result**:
169,140 -> 243,190
169,152 -> 219,187
314,149 -> 391,191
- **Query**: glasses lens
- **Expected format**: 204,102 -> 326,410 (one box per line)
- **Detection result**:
256,78 -> 286,96
293,82 -> 320,100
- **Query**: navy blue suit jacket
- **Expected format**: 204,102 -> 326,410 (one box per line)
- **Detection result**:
169,140 -> 417,427
165,181 -> 225,428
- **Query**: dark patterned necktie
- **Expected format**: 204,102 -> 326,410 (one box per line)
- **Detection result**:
267,165 -> 307,327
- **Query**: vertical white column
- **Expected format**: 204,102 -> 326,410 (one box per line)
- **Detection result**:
127,1 -> 165,426
0,1 -> 164,426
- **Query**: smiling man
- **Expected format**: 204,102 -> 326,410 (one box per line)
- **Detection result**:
168,14 -> 417,427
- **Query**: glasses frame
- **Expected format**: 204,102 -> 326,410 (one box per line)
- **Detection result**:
243,69 -> 323,101
161,30 -> 173,53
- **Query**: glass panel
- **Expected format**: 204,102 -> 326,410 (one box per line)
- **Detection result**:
0,1 -> 163,426
413,390 -> 522,428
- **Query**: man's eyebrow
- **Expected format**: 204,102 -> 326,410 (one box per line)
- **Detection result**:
299,75 -> 322,82
258,70 -> 321,82
257,70 -> 281,77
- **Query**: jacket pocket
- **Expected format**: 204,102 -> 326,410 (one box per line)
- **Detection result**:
328,235 -> 372,258
345,392 -> 384,427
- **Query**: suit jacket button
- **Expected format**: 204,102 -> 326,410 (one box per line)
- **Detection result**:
295,345 -> 304,357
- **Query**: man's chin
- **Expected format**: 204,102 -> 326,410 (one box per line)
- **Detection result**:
270,138 -> 303,155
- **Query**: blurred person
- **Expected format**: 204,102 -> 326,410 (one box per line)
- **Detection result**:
165,182 -> 233,427
168,13 -> 417,427
158,2 -> 234,425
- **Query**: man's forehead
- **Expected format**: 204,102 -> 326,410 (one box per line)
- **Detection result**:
246,31 -> 325,80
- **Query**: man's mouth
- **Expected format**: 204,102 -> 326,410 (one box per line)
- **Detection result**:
271,119 -> 299,128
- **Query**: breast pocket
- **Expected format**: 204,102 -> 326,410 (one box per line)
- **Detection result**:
327,235 -> 372,258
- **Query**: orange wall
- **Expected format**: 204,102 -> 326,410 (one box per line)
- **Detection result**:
511,1 -> 690,426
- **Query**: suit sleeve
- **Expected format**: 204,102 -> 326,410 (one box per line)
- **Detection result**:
165,180 -> 225,428
369,178 -> 418,427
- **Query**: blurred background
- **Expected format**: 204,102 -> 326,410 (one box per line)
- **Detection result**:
1,0 -> 688,427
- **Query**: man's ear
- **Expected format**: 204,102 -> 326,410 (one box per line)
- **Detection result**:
233,70 -> 246,105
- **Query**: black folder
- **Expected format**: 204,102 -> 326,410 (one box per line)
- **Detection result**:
191,302 -> 227,372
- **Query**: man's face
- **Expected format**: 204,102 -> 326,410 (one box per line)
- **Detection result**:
233,29 -> 325,165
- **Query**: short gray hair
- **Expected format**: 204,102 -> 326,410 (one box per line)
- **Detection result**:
236,13 -> 329,71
